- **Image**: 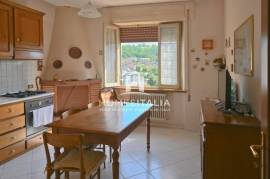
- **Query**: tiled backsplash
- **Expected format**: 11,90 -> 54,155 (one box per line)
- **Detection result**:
0,60 -> 38,95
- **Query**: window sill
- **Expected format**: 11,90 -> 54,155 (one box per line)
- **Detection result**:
113,86 -> 187,93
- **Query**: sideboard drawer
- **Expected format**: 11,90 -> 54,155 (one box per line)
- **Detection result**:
0,103 -> 24,120
0,141 -> 25,163
0,115 -> 25,135
0,128 -> 26,149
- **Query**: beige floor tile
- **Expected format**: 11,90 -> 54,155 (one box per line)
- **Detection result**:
126,172 -> 155,179
0,127 -> 200,179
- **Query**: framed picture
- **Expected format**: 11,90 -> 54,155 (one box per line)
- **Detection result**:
202,39 -> 214,50
234,15 -> 254,76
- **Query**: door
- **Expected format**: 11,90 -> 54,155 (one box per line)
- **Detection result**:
14,8 -> 43,50
258,0 -> 269,178
0,2 -> 13,58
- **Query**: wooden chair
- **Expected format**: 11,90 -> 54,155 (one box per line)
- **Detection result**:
99,87 -> 119,103
87,101 -> 100,109
61,108 -> 82,119
43,132 -> 106,179
98,88 -> 121,163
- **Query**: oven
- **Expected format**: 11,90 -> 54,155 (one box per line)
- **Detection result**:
25,96 -> 53,137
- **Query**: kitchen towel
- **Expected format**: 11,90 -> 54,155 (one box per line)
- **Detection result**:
33,105 -> 54,127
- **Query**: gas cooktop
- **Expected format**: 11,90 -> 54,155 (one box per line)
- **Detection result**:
1,91 -> 47,98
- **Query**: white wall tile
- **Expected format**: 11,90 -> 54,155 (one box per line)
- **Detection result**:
0,60 -> 37,94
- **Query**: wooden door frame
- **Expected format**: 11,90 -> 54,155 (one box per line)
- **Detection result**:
261,0 -> 269,178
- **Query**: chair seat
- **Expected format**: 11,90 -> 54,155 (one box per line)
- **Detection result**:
53,149 -> 106,175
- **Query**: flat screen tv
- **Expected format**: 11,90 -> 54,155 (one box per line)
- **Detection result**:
225,70 -> 232,110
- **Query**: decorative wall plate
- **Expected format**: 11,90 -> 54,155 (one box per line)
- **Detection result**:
69,47 -> 82,59
53,60 -> 63,69
84,61 -> 92,69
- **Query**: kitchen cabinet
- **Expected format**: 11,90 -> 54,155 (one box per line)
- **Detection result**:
0,102 -> 26,164
0,0 -> 44,60
0,3 -> 13,58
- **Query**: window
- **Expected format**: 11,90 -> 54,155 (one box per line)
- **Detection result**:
121,42 -> 159,87
104,22 -> 183,90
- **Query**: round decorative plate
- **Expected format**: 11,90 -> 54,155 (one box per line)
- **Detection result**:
84,61 -> 92,69
53,60 -> 63,69
69,47 -> 82,59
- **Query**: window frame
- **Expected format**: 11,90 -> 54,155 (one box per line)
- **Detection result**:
104,22 -> 184,92
104,25 -> 121,87
158,22 -> 182,90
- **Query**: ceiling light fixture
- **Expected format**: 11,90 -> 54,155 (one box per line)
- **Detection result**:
78,1 -> 101,18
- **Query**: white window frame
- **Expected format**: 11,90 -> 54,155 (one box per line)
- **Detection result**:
158,22 -> 182,89
104,22 -> 183,90
103,25 -> 121,87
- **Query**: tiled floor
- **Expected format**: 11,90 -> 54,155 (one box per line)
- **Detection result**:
0,127 -> 201,179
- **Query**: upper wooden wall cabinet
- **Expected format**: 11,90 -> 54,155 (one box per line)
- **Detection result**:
0,0 -> 44,60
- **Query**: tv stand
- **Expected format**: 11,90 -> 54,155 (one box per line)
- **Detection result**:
200,100 -> 260,179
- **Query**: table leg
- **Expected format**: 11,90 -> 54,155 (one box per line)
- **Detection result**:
54,147 -> 61,179
52,128 -> 61,179
112,147 -> 119,179
147,112 -> 150,152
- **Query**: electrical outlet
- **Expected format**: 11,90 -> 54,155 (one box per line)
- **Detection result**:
28,84 -> 34,89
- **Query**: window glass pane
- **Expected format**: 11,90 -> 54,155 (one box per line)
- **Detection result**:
160,24 -> 179,86
105,28 -> 117,84
121,42 -> 159,87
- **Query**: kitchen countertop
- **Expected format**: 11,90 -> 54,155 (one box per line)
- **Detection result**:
0,92 -> 54,106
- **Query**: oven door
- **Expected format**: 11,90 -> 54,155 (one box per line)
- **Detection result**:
25,111 -> 47,136
25,96 -> 53,137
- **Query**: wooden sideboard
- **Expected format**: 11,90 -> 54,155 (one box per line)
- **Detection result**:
41,80 -> 101,114
200,100 -> 261,179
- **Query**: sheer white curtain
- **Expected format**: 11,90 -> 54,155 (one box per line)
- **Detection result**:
159,23 -> 181,88
104,26 -> 120,86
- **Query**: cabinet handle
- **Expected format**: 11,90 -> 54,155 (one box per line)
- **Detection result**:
9,123 -> 14,127
16,38 -> 20,42
250,145 -> 262,158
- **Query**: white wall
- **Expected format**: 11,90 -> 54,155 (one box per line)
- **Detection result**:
83,0 -> 225,131
44,7 -> 97,80
224,0 -> 261,116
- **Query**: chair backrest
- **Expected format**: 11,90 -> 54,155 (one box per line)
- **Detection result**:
61,108 -> 82,119
99,87 -> 119,103
43,132 -> 85,173
87,101 -> 100,109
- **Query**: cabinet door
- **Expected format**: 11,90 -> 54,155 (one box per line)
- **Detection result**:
0,3 -> 13,58
14,8 -> 43,50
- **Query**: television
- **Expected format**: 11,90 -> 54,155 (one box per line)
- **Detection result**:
225,70 -> 232,110
217,70 -> 237,111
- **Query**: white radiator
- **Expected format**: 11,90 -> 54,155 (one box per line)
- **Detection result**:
129,93 -> 169,120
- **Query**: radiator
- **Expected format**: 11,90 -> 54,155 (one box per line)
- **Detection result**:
129,93 -> 169,120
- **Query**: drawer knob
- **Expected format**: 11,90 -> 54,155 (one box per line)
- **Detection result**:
9,149 -> 16,154
10,136 -> 16,140
16,38 -> 20,42
9,123 -> 14,127
7,108 -> 15,113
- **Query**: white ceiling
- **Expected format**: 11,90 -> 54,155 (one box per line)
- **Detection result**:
43,0 -> 190,8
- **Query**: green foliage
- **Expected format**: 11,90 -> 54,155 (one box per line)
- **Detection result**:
121,42 -> 159,87
121,43 -> 158,61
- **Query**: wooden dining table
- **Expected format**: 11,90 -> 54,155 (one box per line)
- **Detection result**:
47,102 -> 153,179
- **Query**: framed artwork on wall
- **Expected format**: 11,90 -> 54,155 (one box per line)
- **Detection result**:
202,39 -> 214,50
234,15 -> 254,76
